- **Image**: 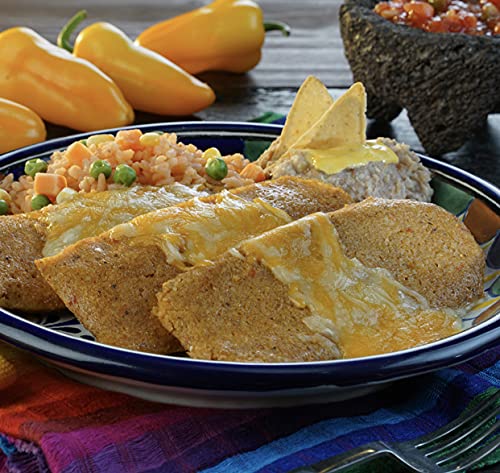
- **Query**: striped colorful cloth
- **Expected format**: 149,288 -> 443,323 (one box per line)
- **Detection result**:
0,341 -> 498,473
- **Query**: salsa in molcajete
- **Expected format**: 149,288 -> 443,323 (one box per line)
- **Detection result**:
374,0 -> 500,35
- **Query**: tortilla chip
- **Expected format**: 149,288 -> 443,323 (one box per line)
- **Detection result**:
273,76 -> 333,158
292,82 -> 367,150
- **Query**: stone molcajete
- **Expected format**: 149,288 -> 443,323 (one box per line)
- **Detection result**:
340,0 -> 500,155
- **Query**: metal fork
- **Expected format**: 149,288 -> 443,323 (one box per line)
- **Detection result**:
290,389 -> 500,473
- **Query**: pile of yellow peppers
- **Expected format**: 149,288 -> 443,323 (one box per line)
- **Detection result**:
0,0 -> 289,154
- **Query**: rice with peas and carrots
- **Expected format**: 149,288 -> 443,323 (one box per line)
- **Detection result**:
0,129 -> 266,214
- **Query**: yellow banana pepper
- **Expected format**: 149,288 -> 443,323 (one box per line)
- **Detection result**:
135,0 -> 290,74
58,11 -> 215,116
0,27 -> 134,132
0,98 -> 46,154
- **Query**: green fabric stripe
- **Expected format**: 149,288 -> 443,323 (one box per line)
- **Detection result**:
427,387 -> 500,471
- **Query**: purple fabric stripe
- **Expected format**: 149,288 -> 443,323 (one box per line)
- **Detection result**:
0,434 -> 49,473
43,408 -> 261,472
57,378 -> 411,473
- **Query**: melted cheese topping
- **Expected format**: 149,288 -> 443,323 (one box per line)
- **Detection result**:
239,213 -> 461,358
108,192 -> 292,269
300,139 -> 399,175
41,184 -> 205,257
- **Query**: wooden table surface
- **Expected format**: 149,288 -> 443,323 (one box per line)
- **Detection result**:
2,0 -> 499,186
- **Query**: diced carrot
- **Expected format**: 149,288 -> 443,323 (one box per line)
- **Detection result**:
116,129 -> 143,151
240,163 -> 266,182
66,141 -> 92,167
34,173 -> 68,200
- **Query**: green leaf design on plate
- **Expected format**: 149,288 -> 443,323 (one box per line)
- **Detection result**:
431,177 -> 473,215
250,112 -> 284,124
490,277 -> 500,297
244,112 -> 283,161
244,140 -> 272,162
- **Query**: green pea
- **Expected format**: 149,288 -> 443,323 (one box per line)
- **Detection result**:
113,164 -> 136,186
205,157 -> 228,181
0,199 -> 8,215
24,158 -> 48,178
89,160 -> 112,179
31,194 -> 51,211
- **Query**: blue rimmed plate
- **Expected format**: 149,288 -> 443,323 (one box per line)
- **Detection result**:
0,122 -> 498,408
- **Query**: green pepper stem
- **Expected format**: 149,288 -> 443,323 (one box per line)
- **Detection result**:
264,21 -> 291,36
57,10 -> 88,52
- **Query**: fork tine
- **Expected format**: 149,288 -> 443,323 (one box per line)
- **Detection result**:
435,421 -> 498,465
424,402 -> 500,456
415,390 -> 500,449
441,434 -> 500,473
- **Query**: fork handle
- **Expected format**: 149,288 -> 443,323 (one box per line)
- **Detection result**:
289,441 -> 393,473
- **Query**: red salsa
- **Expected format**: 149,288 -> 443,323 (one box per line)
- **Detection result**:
374,0 -> 500,35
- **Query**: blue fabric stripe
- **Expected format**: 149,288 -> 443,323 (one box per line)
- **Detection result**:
0,434 -> 16,456
477,363 -> 500,386
436,367 -> 494,397
201,369 -> 464,473
261,378 -> 498,473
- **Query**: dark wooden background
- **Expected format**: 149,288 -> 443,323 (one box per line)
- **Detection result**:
2,0 -> 499,186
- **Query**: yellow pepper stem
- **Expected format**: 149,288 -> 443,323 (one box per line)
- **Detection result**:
58,9 -> 88,52
263,21 -> 291,36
